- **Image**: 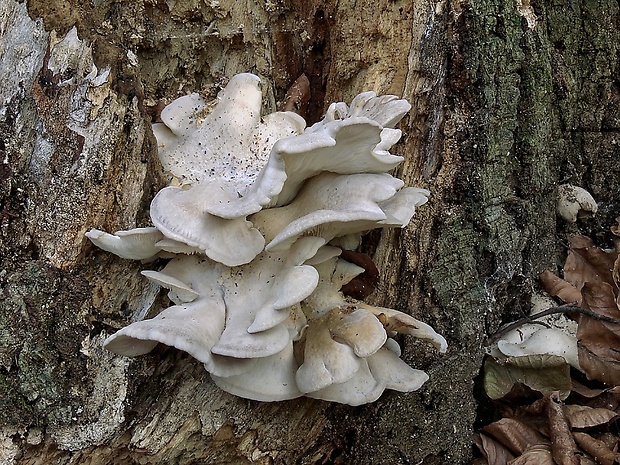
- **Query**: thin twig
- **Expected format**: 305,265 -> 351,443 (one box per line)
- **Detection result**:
484,303 -> 620,346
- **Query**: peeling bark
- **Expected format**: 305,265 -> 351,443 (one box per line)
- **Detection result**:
1,0 -> 619,463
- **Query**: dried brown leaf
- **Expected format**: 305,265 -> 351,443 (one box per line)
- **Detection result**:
598,432 -> 619,451
562,404 -> 618,428
483,356 -> 572,400
578,345 -> 620,387
540,270 -> 583,305
570,379 -> 605,398
612,218 -> 620,254
281,74 -> 310,115
564,236 -> 617,292
483,418 -> 549,455
576,285 -> 620,387
582,282 -> 620,321
547,392 -> 579,465
570,383 -> 620,411
573,432 -> 620,465
580,387 -> 620,411
611,217 -> 620,237
475,433 -> 516,465
507,445 -> 554,465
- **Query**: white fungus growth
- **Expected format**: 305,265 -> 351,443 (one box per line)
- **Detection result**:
87,73 -> 446,405
556,184 -> 598,223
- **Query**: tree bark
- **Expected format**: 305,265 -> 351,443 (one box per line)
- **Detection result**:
1,0 -> 618,463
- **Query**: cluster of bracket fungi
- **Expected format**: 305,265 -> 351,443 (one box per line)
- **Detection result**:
87,73 -> 446,405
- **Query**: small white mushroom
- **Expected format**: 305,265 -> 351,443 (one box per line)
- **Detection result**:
557,184 -> 597,223
334,91 -> 412,128
295,306 -> 387,393
270,119 -> 405,207
496,324 -> 580,369
141,270 -> 199,303
152,74 -> 305,216
103,291 -> 254,377
356,302 -> 448,353
85,227 -> 163,260
210,239 -> 322,358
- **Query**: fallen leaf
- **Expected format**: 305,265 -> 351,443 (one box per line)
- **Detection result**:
475,433 -> 516,465
540,270 -> 583,306
563,236 -> 617,292
573,432 -> 620,465
582,282 -> 620,323
562,404 -> 618,428
547,392 -> 579,465
507,445 -> 554,465
483,355 -> 571,400
483,418 -> 549,455
577,345 -> 620,387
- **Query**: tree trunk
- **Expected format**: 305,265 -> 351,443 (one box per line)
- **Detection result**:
1,0 -> 618,463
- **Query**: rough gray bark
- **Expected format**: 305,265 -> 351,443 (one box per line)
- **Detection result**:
1,0 -> 618,463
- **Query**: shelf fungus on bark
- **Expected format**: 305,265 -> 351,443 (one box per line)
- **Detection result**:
87,73 -> 446,405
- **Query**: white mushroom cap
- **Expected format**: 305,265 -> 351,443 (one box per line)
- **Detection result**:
496,324 -> 580,369
357,302 -> 448,353
210,240 -> 322,359
307,346 -> 429,406
295,306 -> 387,393
210,344 -> 302,401
250,172 -> 410,252
153,74 -> 265,186
269,118 -> 405,207
103,297 -> 254,378
85,227 -> 163,260
152,73 -> 306,218
141,270 -> 199,304
557,184 -> 597,223
330,91 -> 412,128
149,182 -> 265,266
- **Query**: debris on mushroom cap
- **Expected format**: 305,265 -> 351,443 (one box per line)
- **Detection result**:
153,73 -> 305,187
88,73 -> 445,404
556,184 -> 598,223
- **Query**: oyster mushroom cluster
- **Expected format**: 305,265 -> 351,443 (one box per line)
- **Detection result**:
87,73 -> 446,405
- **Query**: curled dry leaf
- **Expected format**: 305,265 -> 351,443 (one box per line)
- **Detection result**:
474,433 -> 516,465
576,282 -> 620,386
563,236 -> 617,293
483,418 -> 549,455
562,405 -> 618,428
508,445 -> 555,465
572,432 -> 620,465
547,392 -> 579,465
540,270 -> 582,306
483,355 -> 572,400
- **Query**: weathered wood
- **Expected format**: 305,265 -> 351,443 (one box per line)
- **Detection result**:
1,0 -> 618,463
